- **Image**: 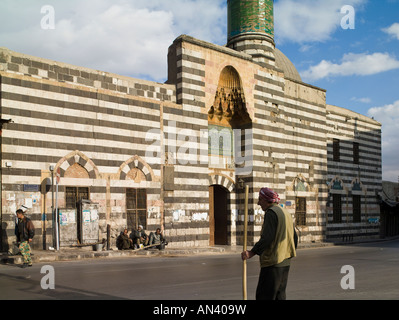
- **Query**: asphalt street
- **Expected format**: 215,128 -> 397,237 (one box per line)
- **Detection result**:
0,239 -> 398,301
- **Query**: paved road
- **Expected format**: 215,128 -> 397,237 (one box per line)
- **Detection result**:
1,240 -> 398,300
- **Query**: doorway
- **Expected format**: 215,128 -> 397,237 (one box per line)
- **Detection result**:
209,185 -> 229,246
65,187 -> 89,244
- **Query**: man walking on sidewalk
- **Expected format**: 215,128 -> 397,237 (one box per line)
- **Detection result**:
241,187 -> 298,300
15,208 -> 35,268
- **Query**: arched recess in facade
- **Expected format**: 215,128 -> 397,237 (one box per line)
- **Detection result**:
208,66 -> 251,128
327,176 -> 349,225
328,176 -> 348,193
349,177 -> 368,222
207,66 -> 252,246
55,150 -> 100,179
117,155 -> 157,232
208,174 -> 235,246
117,155 -> 155,182
286,174 -> 321,229
350,177 -> 366,193
208,65 -> 253,173
288,174 -> 312,193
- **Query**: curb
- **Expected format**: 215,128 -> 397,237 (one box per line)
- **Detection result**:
3,238 -> 397,265
0,246 -> 230,265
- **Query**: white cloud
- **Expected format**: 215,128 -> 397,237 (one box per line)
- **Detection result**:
274,0 -> 366,44
0,0 -> 226,82
301,52 -> 399,81
382,22 -> 399,40
368,100 -> 399,181
351,97 -> 371,104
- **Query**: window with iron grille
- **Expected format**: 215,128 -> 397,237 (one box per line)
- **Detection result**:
353,142 -> 360,164
333,194 -> 342,223
295,197 -> 307,226
333,139 -> 340,162
353,195 -> 361,223
126,188 -> 147,230
66,187 -> 89,209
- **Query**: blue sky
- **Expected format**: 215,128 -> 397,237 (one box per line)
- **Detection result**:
280,0 -> 399,112
0,0 -> 398,182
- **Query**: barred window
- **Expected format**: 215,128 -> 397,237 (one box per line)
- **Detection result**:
333,139 -> 340,162
66,187 -> 89,209
353,195 -> 361,223
333,194 -> 342,223
353,142 -> 360,164
126,188 -> 147,230
295,197 -> 307,226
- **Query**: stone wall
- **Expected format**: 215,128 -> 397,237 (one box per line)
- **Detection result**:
0,36 -> 382,251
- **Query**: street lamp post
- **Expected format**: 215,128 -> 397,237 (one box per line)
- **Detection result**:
49,165 -> 55,250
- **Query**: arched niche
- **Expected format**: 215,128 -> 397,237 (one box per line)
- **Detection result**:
208,66 -> 251,128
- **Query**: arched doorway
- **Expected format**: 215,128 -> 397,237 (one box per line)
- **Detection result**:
209,185 -> 229,245
207,66 -> 252,246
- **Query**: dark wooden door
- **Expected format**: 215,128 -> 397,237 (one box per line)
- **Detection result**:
210,185 -> 228,245
209,186 -> 215,246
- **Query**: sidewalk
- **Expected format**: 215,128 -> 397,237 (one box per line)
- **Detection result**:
0,245 -> 233,265
0,241 -> 335,265
4,236 -> 399,265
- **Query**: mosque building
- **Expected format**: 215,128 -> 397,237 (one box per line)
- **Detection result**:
0,0 -> 382,251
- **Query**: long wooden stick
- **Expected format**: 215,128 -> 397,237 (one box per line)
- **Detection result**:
133,243 -> 162,252
243,185 -> 249,301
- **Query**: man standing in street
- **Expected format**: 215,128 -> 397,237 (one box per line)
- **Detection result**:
241,187 -> 298,300
15,208 -> 35,268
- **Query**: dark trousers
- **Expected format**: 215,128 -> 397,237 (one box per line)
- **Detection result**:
256,266 -> 290,300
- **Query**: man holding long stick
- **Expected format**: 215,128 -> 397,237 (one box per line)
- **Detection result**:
241,187 -> 298,300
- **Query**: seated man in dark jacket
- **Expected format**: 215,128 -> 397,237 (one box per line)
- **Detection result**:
116,228 -> 134,250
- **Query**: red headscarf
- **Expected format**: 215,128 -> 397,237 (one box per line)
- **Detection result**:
259,187 -> 280,203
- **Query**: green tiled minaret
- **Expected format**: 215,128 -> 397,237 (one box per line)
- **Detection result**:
227,0 -> 275,66
228,0 -> 274,41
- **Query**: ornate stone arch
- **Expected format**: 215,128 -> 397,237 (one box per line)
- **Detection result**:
56,150 -> 99,179
350,177 -> 364,191
208,173 -> 235,193
291,174 -> 311,192
328,176 -> 347,192
118,155 -> 155,182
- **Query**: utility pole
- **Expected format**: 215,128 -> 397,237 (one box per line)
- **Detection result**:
49,165 -> 55,249
0,118 -> 13,252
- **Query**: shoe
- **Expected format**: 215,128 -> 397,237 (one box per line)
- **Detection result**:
28,264 -> 33,267
21,263 -> 28,268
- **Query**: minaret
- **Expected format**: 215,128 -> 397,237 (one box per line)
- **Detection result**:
227,0 -> 275,66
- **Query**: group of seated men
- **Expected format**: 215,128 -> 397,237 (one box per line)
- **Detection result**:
116,225 -> 168,251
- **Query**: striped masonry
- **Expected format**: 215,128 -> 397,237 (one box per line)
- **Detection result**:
0,34 -> 382,251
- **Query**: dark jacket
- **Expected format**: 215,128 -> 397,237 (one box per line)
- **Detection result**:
251,204 -> 298,267
16,216 -> 35,242
131,229 -> 148,242
116,232 -> 132,250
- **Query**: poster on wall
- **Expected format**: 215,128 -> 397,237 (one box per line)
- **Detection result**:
59,209 -> 76,226
90,209 -> 98,222
83,209 -> 91,223
60,211 -> 68,226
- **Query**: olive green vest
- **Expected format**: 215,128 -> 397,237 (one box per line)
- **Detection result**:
260,205 -> 296,268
